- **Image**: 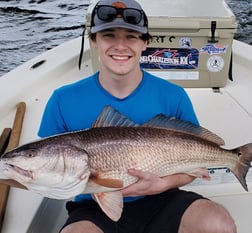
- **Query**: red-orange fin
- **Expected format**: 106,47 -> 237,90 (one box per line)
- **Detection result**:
92,191 -> 123,221
90,176 -> 124,188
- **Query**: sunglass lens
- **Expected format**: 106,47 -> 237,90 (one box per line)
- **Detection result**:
123,9 -> 142,24
97,6 -> 117,21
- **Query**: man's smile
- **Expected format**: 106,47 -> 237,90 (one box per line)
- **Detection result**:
111,55 -> 132,61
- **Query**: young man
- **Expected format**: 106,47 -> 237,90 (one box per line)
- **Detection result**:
38,0 -> 237,232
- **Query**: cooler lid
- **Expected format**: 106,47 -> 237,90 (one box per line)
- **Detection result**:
137,0 -> 237,29
85,0 -> 237,30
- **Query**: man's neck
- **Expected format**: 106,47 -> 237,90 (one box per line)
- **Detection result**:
98,70 -> 143,99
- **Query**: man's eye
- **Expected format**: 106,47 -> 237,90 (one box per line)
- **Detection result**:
103,33 -> 115,38
127,35 -> 138,39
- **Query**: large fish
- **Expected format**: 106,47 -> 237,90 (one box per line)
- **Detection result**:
1,106 -> 252,221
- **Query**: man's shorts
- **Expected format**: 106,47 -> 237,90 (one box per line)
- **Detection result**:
61,188 -> 205,233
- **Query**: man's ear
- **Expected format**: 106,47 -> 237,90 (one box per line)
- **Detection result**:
142,41 -> 148,52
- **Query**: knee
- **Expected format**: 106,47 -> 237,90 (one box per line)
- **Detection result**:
60,221 -> 104,233
209,212 -> 237,233
205,200 -> 237,233
179,199 -> 237,233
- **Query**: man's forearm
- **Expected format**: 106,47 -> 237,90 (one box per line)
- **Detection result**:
162,173 -> 196,190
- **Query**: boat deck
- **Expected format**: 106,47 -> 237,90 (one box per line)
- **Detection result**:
0,38 -> 251,232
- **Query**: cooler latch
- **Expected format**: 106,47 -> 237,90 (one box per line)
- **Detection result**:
208,21 -> 219,43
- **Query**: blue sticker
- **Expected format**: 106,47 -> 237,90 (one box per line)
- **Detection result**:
200,44 -> 227,55
179,37 -> 192,48
140,48 -> 199,69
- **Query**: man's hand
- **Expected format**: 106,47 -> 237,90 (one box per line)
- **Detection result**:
120,168 -> 195,197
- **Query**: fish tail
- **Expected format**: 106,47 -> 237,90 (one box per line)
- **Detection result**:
233,143 -> 252,191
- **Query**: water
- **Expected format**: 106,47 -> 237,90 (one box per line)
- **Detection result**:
0,0 -> 251,77
225,0 -> 252,43
0,0 -> 89,77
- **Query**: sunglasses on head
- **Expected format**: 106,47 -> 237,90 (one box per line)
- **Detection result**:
94,5 -> 146,25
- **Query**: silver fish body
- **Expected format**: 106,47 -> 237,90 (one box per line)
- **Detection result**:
80,126 -> 244,190
1,106 -> 252,221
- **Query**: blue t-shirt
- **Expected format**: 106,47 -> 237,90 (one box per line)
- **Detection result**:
38,70 -> 198,202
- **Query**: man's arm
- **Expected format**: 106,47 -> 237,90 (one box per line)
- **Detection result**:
120,169 -> 195,197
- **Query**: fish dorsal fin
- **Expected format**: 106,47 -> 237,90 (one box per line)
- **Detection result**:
144,114 -> 225,146
92,105 -> 138,127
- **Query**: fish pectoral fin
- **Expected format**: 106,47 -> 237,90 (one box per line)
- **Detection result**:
187,168 -> 211,180
90,176 -> 124,188
92,191 -> 123,222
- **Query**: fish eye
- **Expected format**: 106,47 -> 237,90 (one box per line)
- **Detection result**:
26,150 -> 35,158
27,153 -> 33,157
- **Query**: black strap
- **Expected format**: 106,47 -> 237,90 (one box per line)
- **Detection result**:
78,25 -> 86,70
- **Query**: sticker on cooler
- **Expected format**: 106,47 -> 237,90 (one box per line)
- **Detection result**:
200,44 -> 228,55
207,55 -> 225,72
140,48 -> 199,69
179,37 -> 192,48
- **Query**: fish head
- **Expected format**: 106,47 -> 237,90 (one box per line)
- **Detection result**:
1,137 -> 91,199
2,140 -> 64,185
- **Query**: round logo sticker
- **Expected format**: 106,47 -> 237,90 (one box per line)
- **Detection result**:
207,56 -> 224,72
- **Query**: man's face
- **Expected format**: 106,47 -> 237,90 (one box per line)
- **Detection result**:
91,28 -> 147,77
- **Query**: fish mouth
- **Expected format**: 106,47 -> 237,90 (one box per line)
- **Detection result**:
4,163 -> 33,179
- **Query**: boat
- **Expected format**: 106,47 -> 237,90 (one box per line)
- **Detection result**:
0,0 -> 252,232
